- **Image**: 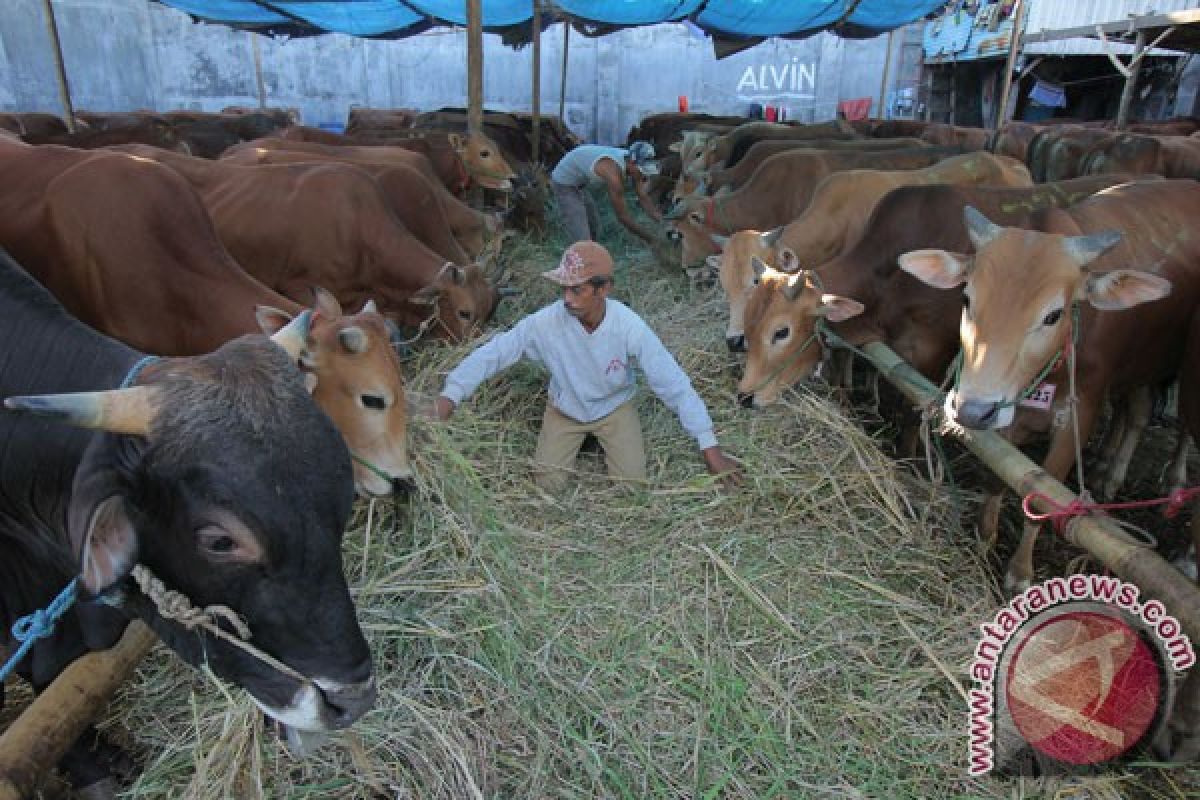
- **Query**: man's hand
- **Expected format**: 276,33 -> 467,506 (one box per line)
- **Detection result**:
434,395 -> 456,421
702,446 -> 742,489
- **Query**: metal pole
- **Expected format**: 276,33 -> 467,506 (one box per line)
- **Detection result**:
1116,29 -> 1147,131
466,0 -> 483,136
995,0 -> 1027,129
531,0 -> 542,163
39,0 -> 75,133
876,30 -> 895,120
558,17 -> 570,123
250,33 -> 267,110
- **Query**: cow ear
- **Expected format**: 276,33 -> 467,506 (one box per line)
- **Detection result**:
447,132 -> 465,151
312,287 -> 343,319
1084,270 -> 1172,310
779,247 -> 801,273
750,255 -> 770,281
255,305 -> 292,335
360,298 -> 378,314
897,249 -> 972,289
410,286 -> 440,306
688,210 -> 703,226
79,496 -> 138,595
816,293 -> 865,322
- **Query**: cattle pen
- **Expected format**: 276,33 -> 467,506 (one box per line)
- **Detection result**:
3,207 -> 1200,798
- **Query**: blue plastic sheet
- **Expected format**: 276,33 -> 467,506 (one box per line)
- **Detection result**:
152,0 -> 951,40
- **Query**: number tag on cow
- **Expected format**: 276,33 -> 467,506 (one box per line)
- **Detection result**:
1019,383 -> 1056,411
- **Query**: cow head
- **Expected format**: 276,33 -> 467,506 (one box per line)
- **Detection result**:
257,289 -> 413,498
669,211 -> 728,269
718,229 -> 779,352
507,166 -> 549,235
6,316 -> 374,734
898,206 -> 1168,430
450,132 -> 515,192
737,258 -> 863,408
410,262 -> 498,342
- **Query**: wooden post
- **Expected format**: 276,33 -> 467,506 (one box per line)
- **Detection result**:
250,32 -> 267,110
0,623 -> 157,800
876,30 -> 895,120
39,0 -> 75,133
558,17 -> 570,123
1116,29 -> 1148,131
995,0 -> 1027,129
823,334 -> 1200,647
466,0 -> 483,136
531,0 -> 542,164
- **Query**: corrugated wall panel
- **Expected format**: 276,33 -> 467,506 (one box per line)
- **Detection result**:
1023,0 -> 1198,55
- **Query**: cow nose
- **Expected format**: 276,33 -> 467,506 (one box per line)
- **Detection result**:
392,476 -> 416,495
666,229 -> 682,243
954,397 -> 1001,429
726,334 -> 746,352
317,672 -> 377,729
737,392 -> 754,409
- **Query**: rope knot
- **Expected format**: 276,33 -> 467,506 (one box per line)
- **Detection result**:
11,608 -> 51,642
1022,492 -> 1092,536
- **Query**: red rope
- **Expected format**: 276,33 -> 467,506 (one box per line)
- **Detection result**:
1022,486 -> 1200,535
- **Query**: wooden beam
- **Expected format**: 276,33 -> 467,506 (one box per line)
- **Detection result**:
250,32 -> 267,110
994,0 -> 1027,129
1020,8 -> 1200,46
558,17 -> 570,123
39,0 -> 75,133
531,0 -> 542,164
876,30 -> 895,120
466,0 -> 483,136
1116,29 -> 1147,130
0,623 -> 157,800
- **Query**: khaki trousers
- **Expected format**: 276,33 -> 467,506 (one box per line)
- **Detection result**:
532,401 -> 646,492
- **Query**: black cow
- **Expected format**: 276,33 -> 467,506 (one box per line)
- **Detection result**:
0,250 -> 374,795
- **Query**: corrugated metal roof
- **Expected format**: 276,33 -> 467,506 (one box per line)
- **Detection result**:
1023,0 -> 1198,55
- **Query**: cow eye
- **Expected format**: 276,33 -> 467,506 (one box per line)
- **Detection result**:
361,394 -> 387,411
457,309 -> 473,321
1043,308 -> 1063,326
197,528 -> 238,557
772,326 -> 790,344
480,149 -> 490,158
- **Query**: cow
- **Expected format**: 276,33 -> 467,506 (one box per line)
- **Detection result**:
0,247 -> 373,795
988,121 -> 1045,163
218,144 -> 499,261
896,181 -> 1200,593
918,123 -> 990,151
627,112 -> 745,160
21,115 -> 189,152
1082,133 -> 1200,179
409,108 -> 579,171
0,111 -> 69,137
1027,127 -> 1113,182
705,119 -> 859,170
110,146 -> 500,342
700,136 -> 931,196
666,146 -> 967,268
732,176 -> 1135,408
0,142 -> 412,497
345,107 -> 418,136
762,153 -> 1032,277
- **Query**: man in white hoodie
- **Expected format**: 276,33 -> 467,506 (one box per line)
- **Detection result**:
436,240 -> 739,491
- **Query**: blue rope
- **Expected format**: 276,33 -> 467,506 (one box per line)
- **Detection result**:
1,579 -> 79,681
1,356 -> 156,681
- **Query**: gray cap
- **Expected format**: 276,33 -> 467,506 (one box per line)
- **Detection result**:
627,140 -> 659,175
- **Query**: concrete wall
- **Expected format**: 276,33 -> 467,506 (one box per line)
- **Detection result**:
1,0 -> 903,143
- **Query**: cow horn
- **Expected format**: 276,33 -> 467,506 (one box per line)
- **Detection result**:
760,227 -> 783,247
711,233 -> 730,249
339,326 -> 369,354
497,286 -> 522,298
270,309 -> 313,359
360,298 -> 378,314
1064,229 -> 1122,268
4,385 -> 158,436
781,271 -> 807,302
311,287 -> 342,319
750,255 -> 770,280
963,206 -> 1003,250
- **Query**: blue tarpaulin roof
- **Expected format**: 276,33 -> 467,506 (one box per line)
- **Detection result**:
151,0 -> 952,45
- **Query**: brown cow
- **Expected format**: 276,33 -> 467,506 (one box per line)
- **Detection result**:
217,144 -> 498,260
112,146 -> 499,342
22,116 -> 190,152
918,123 -> 990,151
732,176 -> 1135,407
667,146 -> 966,268
345,107 -> 418,136
0,141 -> 411,495
897,180 -> 1200,592
1082,133 -> 1200,179
765,153 -> 1032,276
1028,127 -> 1113,182
706,119 -> 859,169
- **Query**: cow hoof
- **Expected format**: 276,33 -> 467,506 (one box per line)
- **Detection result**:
76,778 -> 119,800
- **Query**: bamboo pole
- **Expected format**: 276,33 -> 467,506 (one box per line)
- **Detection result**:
466,0 -> 483,137
558,17 -> 570,123
39,0 -> 75,133
250,32 -> 267,110
876,30 -> 895,121
828,335 -> 1200,646
531,0 -> 542,164
994,0 -> 1027,129
0,622 -> 157,800
1116,29 -> 1147,131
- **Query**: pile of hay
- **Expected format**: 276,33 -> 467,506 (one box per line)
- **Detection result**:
44,206 -> 1196,798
